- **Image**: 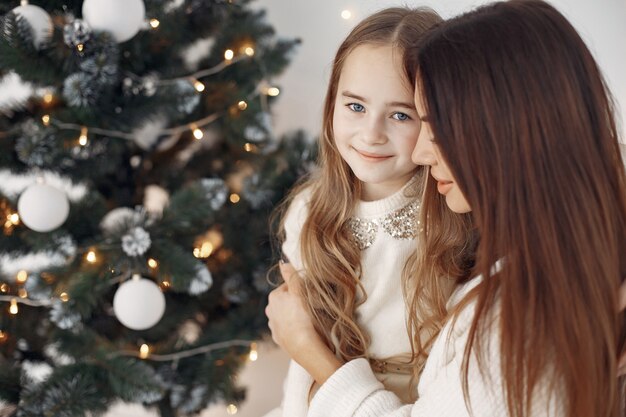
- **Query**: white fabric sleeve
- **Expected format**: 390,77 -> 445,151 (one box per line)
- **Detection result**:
307,305 -> 564,417
281,188 -> 311,272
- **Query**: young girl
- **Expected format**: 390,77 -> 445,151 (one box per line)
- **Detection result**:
267,1 -> 626,416
267,7 -> 444,417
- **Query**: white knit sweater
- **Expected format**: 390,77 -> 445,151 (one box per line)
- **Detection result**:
306,276 -> 565,417
270,179 -> 421,417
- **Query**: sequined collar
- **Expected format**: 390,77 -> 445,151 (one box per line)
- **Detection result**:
347,200 -> 420,250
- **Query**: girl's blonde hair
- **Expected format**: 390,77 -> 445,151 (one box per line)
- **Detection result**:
276,7 -> 443,364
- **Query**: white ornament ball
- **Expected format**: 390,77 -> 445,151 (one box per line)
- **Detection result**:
18,184 -> 70,233
12,4 -> 53,49
113,276 -> 165,330
82,0 -> 146,43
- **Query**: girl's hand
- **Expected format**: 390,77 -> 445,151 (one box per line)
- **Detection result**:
265,262 -> 342,384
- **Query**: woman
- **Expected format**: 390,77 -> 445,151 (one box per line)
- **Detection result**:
266,1 -> 626,416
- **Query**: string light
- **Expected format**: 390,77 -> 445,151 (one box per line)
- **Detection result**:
16,270 -> 27,284
42,114 -> 50,126
192,126 -> 204,140
267,87 -> 280,97
248,342 -> 258,361
147,258 -> 158,269
193,79 -> 205,92
9,213 -> 19,225
59,292 -> 69,302
237,100 -> 247,110
243,143 -> 257,153
193,241 -> 214,259
149,18 -> 160,28
244,46 -> 255,57
341,9 -> 352,19
139,344 -> 150,359
160,280 -> 171,290
224,49 -> 234,61
85,250 -> 97,263
9,299 -> 18,315
76,43 -> 84,52
226,404 -> 238,415
78,126 -> 88,146
229,193 -> 240,204
42,92 -> 54,104
18,289 -> 27,299
0,284 -> 7,293
0,330 -> 7,343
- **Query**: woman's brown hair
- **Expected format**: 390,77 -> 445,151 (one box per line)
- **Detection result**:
407,0 -> 626,415
276,7 -> 442,363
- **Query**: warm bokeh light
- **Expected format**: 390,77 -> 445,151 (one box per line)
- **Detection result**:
86,250 -> 97,263
139,344 -> 150,359
193,80 -> 205,92
224,49 -> 234,60
9,299 -> 18,315
149,18 -> 160,28
16,270 -> 28,284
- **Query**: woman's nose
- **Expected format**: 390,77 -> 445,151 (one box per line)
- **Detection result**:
411,131 -> 436,166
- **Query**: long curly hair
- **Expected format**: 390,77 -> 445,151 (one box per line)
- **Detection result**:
276,7 -> 443,364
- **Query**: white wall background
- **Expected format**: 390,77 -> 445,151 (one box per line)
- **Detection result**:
1,1 -> 624,416
257,0 -> 626,142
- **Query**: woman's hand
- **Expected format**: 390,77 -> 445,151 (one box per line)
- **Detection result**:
265,262 -> 343,384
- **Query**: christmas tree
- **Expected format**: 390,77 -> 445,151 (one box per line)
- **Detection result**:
0,0 -> 313,415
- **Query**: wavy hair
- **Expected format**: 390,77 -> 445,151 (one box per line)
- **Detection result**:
407,1 -> 626,416
275,7 -> 442,364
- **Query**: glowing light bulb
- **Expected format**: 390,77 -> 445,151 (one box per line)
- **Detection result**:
0,330 -> 7,343
42,114 -> 50,126
148,258 -> 158,268
226,404 -> 238,415
249,342 -> 258,361
149,18 -> 160,28
77,43 -> 84,52
60,292 -> 69,302
237,100 -> 247,110
0,284 -> 7,293
229,193 -> 240,203
18,288 -> 27,298
224,49 -> 234,60
341,10 -> 352,19
9,299 -> 18,315
86,250 -> 97,263
16,270 -> 28,284
243,143 -> 256,152
139,344 -> 150,359
79,127 -> 88,146
43,92 -> 53,104
9,213 -> 19,225
244,46 -> 255,56
267,87 -> 280,97
193,80 -> 205,92
193,127 -> 204,140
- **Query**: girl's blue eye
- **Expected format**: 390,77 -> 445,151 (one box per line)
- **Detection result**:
393,112 -> 410,121
348,103 -> 365,113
